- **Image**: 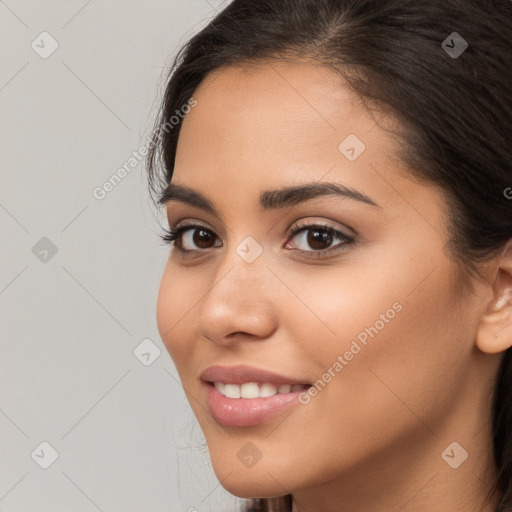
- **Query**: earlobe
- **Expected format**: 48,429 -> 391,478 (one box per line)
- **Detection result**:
476,240 -> 512,354
476,302 -> 512,354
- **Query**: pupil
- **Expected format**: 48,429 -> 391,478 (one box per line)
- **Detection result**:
194,229 -> 213,248
308,229 -> 332,250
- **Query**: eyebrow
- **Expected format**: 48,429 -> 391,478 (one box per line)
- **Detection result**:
159,181 -> 380,215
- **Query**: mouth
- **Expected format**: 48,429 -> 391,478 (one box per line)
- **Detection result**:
209,381 -> 310,399
200,365 -> 312,427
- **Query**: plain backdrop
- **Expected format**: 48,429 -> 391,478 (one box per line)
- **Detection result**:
0,1 -> 240,511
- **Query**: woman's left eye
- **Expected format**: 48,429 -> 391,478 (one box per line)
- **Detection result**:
285,224 -> 355,255
160,222 -> 355,257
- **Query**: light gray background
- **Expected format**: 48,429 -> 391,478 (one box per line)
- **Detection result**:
0,1 -> 241,511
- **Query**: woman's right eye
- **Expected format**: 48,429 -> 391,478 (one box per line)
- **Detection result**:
161,224 -> 221,253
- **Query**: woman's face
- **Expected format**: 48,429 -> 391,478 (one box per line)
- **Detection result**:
156,61 -> 496,502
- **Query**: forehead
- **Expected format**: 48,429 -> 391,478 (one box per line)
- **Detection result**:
172,61 -> 405,213
176,61 -> 375,161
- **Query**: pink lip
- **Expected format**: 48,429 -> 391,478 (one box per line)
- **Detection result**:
200,365 -> 311,427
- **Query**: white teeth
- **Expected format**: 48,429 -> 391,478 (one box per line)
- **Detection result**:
213,382 -> 307,398
260,383 -> 278,397
240,382 -> 260,399
224,383 -> 241,399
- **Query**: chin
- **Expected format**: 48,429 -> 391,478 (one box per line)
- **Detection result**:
220,482 -> 288,500
211,463 -> 294,499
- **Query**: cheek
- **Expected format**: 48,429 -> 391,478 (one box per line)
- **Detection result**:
296,259 -> 467,432
276,257 -> 408,367
291,236 -> 460,364
285,242 -> 466,397
156,265 -> 196,364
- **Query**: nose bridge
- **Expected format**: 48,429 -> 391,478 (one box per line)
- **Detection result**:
214,229 -> 270,285
205,232 -> 271,307
194,232 -> 277,342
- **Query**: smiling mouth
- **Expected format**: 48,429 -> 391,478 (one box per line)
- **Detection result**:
208,381 -> 311,399
200,364 -> 313,426
204,380 -> 313,427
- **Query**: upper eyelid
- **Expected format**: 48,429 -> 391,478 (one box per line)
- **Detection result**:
172,219 -> 223,235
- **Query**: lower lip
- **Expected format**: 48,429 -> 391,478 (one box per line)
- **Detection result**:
204,383 -> 307,427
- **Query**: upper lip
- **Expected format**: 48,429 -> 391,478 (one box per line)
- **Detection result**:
200,364 -> 311,386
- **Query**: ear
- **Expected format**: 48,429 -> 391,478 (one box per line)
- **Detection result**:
476,239 -> 512,354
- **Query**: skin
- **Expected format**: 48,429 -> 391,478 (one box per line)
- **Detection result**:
156,60 -> 512,512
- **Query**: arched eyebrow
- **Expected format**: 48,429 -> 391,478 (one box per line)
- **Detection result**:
159,181 -> 380,215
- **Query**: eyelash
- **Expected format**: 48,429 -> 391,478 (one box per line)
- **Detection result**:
160,221 -> 356,258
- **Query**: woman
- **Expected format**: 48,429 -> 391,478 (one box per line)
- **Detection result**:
146,1 -> 512,510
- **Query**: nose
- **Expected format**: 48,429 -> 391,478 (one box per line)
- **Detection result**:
194,243 -> 278,347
